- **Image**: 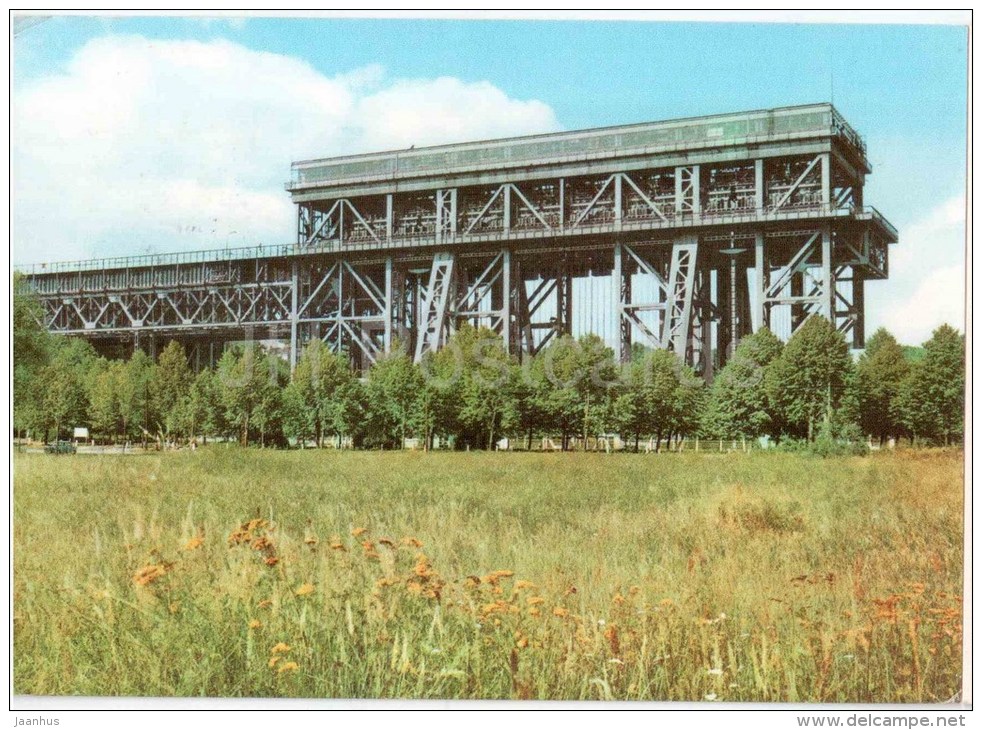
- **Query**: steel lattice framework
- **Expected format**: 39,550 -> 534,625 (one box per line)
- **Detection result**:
19,103 -> 897,378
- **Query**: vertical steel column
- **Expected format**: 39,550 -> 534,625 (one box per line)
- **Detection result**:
501,248 -> 511,354
820,153 -> 831,209
691,165 -> 701,217
754,159 -> 765,211
612,242 -> 623,361
558,178 -> 565,231
384,256 -> 393,353
503,185 -> 512,233
289,260 -> 299,371
821,225 -> 834,321
613,174 -> 623,231
385,194 -> 393,243
853,277 -> 865,349
754,232 -> 766,332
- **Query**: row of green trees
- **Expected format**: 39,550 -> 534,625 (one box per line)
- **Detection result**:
14,288 -> 965,449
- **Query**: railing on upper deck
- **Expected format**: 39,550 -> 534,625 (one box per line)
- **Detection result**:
15,205 -> 895,280
14,243 -> 298,277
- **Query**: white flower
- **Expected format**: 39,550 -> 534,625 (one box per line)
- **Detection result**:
707,668 -> 724,676
598,619 -> 606,627
704,693 -> 718,701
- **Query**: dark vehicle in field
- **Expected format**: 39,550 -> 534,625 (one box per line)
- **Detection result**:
44,440 -> 76,455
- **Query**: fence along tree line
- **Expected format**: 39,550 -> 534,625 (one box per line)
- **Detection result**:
13,284 -> 965,451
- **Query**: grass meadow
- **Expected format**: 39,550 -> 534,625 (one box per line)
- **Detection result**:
13,448 -> 964,702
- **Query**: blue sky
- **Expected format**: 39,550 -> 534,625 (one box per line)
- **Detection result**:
12,13 -> 968,345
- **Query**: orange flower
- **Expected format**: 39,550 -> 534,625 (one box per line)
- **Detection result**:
264,557 -> 280,567
612,593 -> 626,605
529,607 -> 541,617
514,580 -> 535,591
552,607 -> 569,618
184,536 -> 204,551
271,642 -> 291,654
278,661 -> 299,674
268,656 -> 280,668
401,537 -> 423,548
463,576 -> 482,589
527,596 -> 545,606
351,527 -> 368,538
248,619 -> 262,629
406,581 -> 424,595
133,563 -> 171,587
295,583 -> 315,597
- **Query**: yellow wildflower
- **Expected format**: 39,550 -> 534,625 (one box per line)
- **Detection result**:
295,583 -> 315,597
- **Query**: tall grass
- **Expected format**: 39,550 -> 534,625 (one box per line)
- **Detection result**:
13,448 -> 963,701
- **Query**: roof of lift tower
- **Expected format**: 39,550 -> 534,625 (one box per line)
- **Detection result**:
287,103 -> 870,194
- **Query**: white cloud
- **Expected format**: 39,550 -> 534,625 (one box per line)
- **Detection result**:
865,195 -> 967,345
12,35 -> 560,263
878,265 -> 965,346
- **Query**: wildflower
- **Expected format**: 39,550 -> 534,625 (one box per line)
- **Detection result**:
278,661 -> 299,674
707,668 -> 724,676
295,583 -> 315,597
552,607 -> 569,618
133,563 -> 170,587
406,581 -> 424,596
401,537 -> 423,548
248,619 -> 262,629
612,593 -> 626,605
529,608 -> 541,617
329,539 -> 346,551
516,636 -> 529,649
705,693 -> 718,701
264,557 -> 280,567
414,556 -> 434,578
514,580 -> 535,591
659,598 -> 674,608
598,618 -> 606,627
463,575 -> 481,589
268,656 -> 280,668
351,527 -> 368,538
527,596 -> 545,606
184,536 -> 203,551
270,642 -> 291,654
251,536 -> 273,552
